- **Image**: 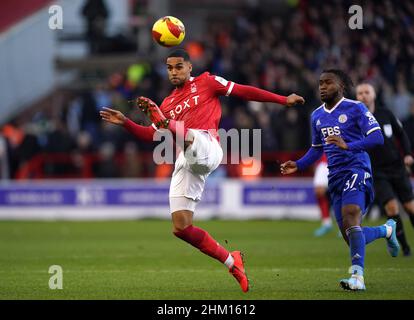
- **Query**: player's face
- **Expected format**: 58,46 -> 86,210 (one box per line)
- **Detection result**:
166,57 -> 192,87
356,84 -> 376,110
319,73 -> 342,103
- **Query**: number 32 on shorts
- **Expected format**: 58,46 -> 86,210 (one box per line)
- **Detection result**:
343,172 -> 371,192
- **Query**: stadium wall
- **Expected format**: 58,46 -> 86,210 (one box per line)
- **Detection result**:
0,6 -> 55,123
0,178 -> 321,220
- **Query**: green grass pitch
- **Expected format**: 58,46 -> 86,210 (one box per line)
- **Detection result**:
0,219 -> 413,300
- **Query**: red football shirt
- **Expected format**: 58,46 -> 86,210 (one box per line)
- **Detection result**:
160,72 -> 234,139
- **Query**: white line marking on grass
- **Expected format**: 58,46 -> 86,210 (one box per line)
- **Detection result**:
1,267 -> 414,274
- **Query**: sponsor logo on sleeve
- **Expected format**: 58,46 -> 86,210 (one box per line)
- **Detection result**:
214,76 -> 228,87
365,111 -> 378,125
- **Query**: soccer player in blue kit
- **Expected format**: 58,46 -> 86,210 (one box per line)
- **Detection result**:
281,69 -> 400,291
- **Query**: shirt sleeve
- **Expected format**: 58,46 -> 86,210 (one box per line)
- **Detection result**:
311,113 -> 323,147
205,73 -> 235,96
296,147 -> 324,171
357,103 -> 381,136
123,118 -> 156,142
347,129 -> 384,151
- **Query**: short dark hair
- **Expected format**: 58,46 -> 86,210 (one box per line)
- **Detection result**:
167,48 -> 190,61
322,69 -> 354,96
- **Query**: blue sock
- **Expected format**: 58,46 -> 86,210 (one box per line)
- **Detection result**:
346,226 -> 365,270
363,226 -> 387,245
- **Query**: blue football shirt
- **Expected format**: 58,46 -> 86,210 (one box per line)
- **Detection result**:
311,97 -> 381,183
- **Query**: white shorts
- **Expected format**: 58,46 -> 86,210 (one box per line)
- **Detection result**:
169,129 -> 223,213
313,161 -> 329,187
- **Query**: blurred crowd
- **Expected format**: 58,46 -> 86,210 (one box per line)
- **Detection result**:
1,0 -> 414,179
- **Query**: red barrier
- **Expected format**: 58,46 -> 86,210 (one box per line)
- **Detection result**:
14,151 -> 314,180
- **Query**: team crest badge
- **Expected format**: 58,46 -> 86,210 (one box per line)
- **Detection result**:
338,114 -> 347,123
191,83 -> 197,93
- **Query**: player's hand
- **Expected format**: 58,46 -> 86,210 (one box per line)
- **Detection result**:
286,94 -> 305,107
135,96 -> 158,109
100,107 -> 127,125
325,135 -> 348,150
404,155 -> 414,167
280,160 -> 298,175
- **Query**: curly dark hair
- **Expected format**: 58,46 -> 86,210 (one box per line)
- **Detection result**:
322,69 -> 354,97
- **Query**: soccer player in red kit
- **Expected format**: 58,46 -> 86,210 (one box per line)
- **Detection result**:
100,49 -> 305,292
313,154 -> 333,237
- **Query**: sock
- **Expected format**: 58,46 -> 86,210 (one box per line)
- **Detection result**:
322,217 -> 332,227
349,265 -> 364,277
363,225 -> 387,244
392,215 -> 410,250
346,226 -> 365,269
317,195 -> 331,223
224,254 -> 235,268
174,225 -> 230,265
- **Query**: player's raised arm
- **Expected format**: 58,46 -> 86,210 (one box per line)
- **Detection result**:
100,107 -> 156,142
206,74 -> 305,107
230,83 -> 305,107
100,107 -> 127,125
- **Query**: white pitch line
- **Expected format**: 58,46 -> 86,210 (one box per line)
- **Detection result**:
1,267 -> 414,274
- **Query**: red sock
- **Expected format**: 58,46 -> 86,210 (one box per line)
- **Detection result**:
317,195 -> 330,219
174,225 -> 229,263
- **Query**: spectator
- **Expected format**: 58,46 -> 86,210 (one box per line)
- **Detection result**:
120,142 -> 143,178
95,142 -> 118,178
6,1 -> 414,179
81,0 -> 109,54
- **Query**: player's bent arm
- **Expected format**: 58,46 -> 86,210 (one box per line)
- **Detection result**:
296,146 -> 324,171
347,129 -> 384,151
207,74 -> 304,106
229,83 -> 288,105
123,118 -> 156,142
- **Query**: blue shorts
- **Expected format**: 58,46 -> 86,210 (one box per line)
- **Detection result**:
328,169 -> 375,229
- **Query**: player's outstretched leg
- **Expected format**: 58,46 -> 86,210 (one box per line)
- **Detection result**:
172,211 -> 249,292
314,223 -> 332,237
362,220 -> 399,257
314,193 -> 332,237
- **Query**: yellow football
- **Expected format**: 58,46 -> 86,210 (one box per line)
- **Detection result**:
152,16 -> 185,47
